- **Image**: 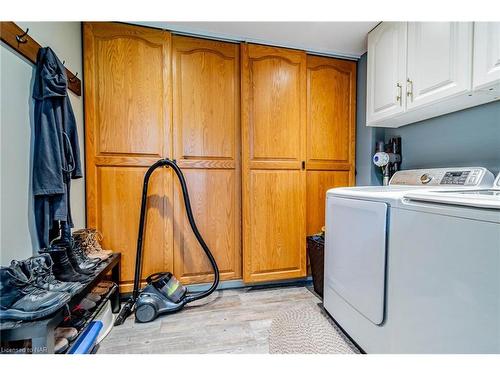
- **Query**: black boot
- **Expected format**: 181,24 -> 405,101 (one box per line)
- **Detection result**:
39,247 -> 91,283
62,241 -> 97,276
0,264 -> 71,321
53,225 -> 100,275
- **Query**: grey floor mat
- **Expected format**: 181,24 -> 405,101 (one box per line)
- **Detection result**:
269,305 -> 360,354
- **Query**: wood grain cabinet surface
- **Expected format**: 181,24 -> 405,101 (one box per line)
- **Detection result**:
241,44 -> 308,283
84,22 -> 172,292
84,23 -> 356,289
306,55 -> 356,235
172,35 -> 242,284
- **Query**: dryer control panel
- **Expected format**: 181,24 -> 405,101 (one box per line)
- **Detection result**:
389,167 -> 494,187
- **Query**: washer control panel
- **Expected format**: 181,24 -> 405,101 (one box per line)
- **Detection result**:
389,167 -> 493,187
440,170 -> 471,185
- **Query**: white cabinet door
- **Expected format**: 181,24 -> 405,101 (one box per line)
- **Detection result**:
473,22 -> 500,92
366,22 -> 407,125
406,22 -> 473,110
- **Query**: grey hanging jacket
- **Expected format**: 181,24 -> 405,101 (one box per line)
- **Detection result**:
32,47 -> 82,248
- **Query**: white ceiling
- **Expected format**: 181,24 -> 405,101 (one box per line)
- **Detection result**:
132,22 -> 379,59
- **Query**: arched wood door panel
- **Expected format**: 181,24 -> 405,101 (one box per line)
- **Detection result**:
242,44 -> 307,282
305,55 -> 356,235
84,22 -> 172,292
172,36 -> 241,284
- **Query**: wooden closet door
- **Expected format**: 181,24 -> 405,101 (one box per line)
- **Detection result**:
83,23 -> 172,292
241,44 -> 307,283
306,55 -> 356,235
172,36 -> 241,284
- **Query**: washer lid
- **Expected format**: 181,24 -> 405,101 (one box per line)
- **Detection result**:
327,168 -> 495,205
404,189 -> 500,210
495,173 -> 500,188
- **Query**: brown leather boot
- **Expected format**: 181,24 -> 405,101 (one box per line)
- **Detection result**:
73,229 -> 113,260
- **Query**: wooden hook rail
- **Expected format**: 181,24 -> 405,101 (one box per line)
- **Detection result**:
0,22 -> 82,96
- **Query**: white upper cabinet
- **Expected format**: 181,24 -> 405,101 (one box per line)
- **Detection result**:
366,22 -> 407,124
366,22 -> 499,128
406,22 -> 473,110
473,22 -> 500,92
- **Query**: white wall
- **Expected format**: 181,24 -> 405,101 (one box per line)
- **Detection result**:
0,22 -> 85,265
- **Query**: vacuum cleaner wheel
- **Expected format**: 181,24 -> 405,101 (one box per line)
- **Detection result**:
135,302 -> 158,323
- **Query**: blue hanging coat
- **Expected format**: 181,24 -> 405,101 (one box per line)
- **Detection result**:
32,47 -> 82,248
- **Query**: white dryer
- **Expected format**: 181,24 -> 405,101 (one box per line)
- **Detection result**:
323,167 -> 494,353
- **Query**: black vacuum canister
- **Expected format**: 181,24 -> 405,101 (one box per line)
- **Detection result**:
148,272 -> 187,304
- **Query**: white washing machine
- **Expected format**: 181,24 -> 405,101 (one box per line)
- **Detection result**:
323,167 -> 495,353
391,174 -> 500,353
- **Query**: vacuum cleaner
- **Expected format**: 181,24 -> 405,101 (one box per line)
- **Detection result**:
114,158 -> 220,325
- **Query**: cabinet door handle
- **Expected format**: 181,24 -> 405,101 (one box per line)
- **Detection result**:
301,161 -> 305,170
396,83 -> 403,105
406,78 -> 413,101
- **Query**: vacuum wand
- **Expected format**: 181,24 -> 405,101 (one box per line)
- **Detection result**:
115,299 -> 134,326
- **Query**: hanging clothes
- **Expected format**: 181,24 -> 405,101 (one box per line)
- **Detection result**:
32,47 -> 82,248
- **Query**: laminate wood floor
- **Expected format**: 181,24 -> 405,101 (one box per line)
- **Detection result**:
99,285 -> 323,354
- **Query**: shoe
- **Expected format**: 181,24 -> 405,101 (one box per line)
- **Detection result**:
65,242 -> 99,276
55,327 -> 78,342
72,240 -> 101,269
73,229 -> 113,260
91,286 -> 110,296
60,305 -> 92,329
54,337 -> 69,354
98,281 -> 115,288
0,264 -> 70,321
78,298 -> 96,311
39,247 -> 91,283
21,254 -> 83,296
62,224 -> 102,271
50,237 -> 99,276
85,293 -> 101,303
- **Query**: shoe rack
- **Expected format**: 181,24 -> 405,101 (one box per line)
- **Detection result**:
0,254 -> 121,354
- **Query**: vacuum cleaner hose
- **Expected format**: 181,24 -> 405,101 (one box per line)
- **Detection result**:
115,158 -> 219,325
168,160 -> 220,303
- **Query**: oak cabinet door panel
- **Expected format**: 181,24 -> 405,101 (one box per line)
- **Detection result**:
242,44 -> 307,282
306,55 -> 356,235
84,23 -> 172,292
246,170 -> 306,282
172,36 -> 241,284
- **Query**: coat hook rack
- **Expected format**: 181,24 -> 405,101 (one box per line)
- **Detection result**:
0,22 -> 81,96
16,28 -> 29,44
62,60 -> 80,81
68,71 -> 79,82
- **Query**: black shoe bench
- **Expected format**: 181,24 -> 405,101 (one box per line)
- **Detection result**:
0,253 -> 121,354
